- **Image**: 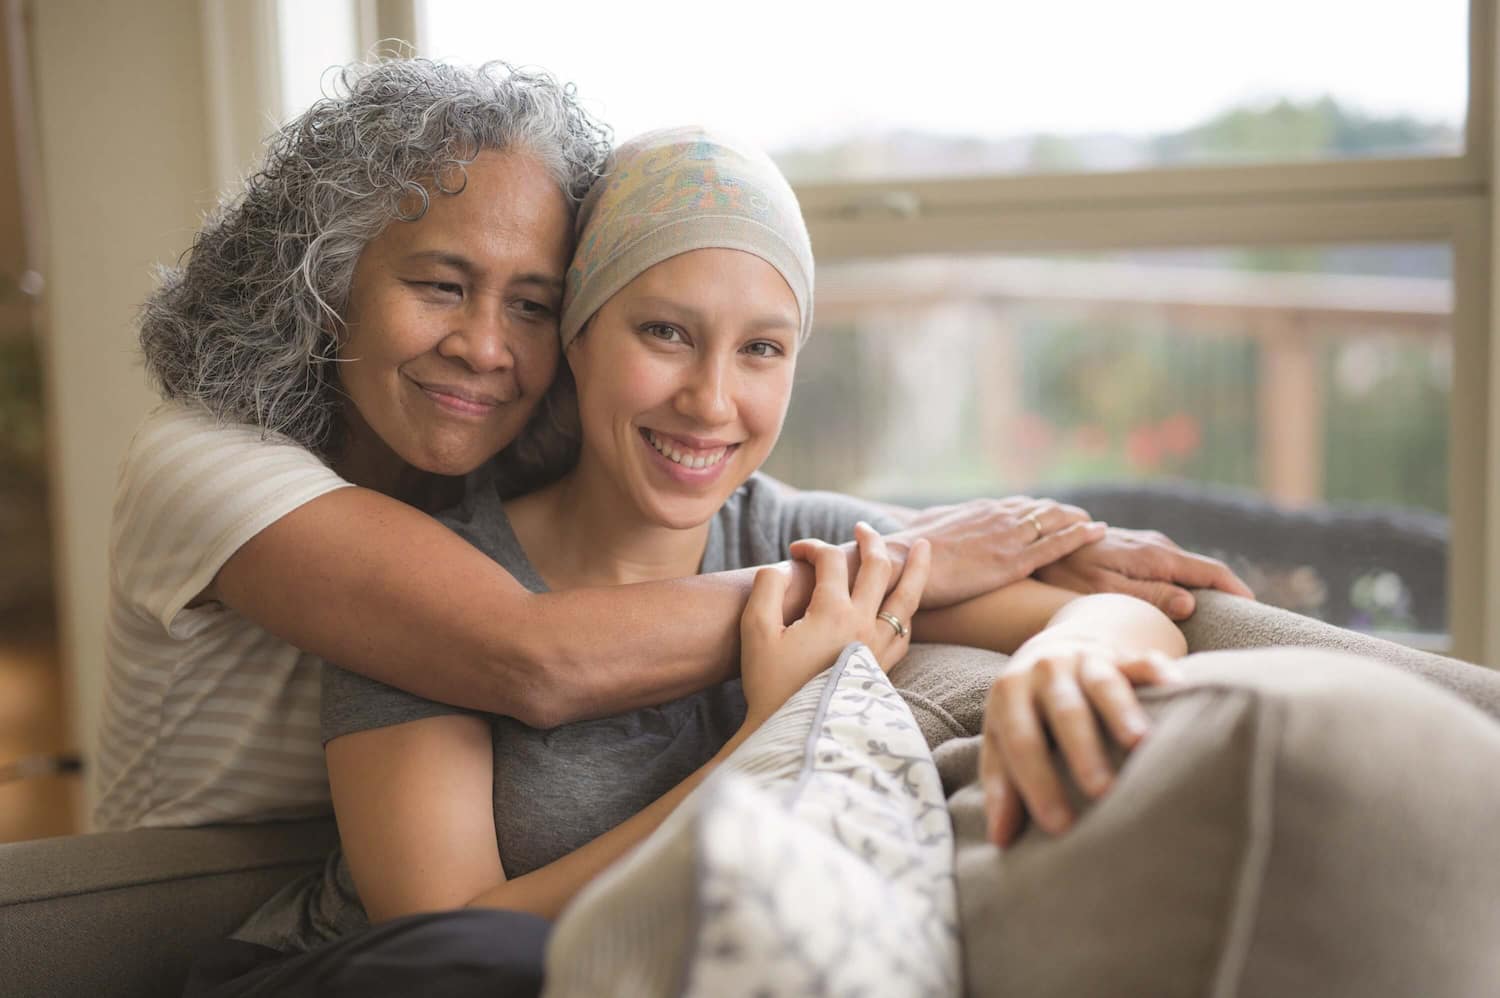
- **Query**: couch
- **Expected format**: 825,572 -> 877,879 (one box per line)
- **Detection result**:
3,592 -> 1497,998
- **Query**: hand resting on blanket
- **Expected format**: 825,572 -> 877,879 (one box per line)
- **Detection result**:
978,593 -> 1188,847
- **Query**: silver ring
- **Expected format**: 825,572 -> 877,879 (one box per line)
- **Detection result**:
877,611 -> 908,639
1025,512 -> 1044,541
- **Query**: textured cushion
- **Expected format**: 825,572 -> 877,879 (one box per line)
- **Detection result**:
544,642 -> 960,998
890,641 -> 1007,749
942,647 -> 1500,998
1182,590 -> 1500,722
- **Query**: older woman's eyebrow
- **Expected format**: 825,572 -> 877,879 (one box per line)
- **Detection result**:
401,251 -> 563,291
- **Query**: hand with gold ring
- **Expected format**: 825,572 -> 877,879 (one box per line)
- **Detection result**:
741,524 -> 931,723
884,497 -> 1104,609
877,610 -> 908,639
1024,511 -> 1044,543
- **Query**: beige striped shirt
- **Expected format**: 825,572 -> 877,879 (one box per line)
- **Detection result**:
93,403 -> 353,829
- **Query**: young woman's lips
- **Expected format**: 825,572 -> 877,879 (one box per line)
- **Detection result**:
639,428 -> 737,486
414,380 -> 503,418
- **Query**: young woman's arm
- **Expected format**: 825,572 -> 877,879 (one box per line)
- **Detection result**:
330,532 -> 929,923
327,712 -> 758,922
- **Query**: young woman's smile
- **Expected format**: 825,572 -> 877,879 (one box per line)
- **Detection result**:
567,248 -> 800,530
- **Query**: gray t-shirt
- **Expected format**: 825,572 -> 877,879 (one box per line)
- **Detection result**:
236,472 -> 899,952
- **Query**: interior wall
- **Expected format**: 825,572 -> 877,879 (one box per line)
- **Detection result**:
28,0 -> 219,819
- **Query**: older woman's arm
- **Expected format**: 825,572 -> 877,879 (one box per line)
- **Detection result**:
213,485 -> 1084,727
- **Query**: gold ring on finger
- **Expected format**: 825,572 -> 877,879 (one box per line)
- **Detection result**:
1026,512 -> 1044,541
876,611 -> 908,639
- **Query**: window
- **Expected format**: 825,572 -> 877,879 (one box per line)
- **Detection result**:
418,0 -> 1468,179
397,1 -> 1493,657
767,245 -> 1453,644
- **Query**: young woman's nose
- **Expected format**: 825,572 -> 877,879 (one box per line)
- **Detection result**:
436,299 -> 516,372
675,355 -> 735,426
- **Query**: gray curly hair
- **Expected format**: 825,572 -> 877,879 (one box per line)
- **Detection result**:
140,58 -> 608,469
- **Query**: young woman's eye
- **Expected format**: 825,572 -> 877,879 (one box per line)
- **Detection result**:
642,323 -> 686,344
743,340 -> 785,358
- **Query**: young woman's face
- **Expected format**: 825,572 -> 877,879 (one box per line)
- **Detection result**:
569,248 -> 800,530
338,149 -> 572,478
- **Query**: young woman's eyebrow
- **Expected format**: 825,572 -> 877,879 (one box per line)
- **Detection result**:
742,314 -> 798,335
628,295 -> 796,332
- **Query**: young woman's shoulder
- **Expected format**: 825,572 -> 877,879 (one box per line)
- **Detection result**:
715,473 -> 905,566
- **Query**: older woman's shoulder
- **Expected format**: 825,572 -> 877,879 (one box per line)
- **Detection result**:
123,401 -> 337,479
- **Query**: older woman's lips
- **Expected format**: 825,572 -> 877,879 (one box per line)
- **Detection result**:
414,381 -> 505,417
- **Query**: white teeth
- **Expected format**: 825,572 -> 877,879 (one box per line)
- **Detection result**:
645,429 -> 728,470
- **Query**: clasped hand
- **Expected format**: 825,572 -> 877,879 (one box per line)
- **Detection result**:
740,523 -> 930,726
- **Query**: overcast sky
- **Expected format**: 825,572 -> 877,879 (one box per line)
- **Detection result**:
414,0 -> 1468,150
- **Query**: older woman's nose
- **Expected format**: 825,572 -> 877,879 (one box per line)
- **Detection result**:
437,306 -> 517,372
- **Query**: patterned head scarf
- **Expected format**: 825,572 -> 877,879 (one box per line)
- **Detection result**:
559,126 -> 814,348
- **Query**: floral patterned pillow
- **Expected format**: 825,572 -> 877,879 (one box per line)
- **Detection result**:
543,642 -> 960,998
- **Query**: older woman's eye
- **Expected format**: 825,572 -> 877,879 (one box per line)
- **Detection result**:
418,281 -> 463,298
515,299 -> 556,319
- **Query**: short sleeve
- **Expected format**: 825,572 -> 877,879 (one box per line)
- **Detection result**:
321,662 -> 472,745
110,403 -> 353,637
745,475 -> 905,554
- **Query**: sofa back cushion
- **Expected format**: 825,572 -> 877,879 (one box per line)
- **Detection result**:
942,647 -> 1500,998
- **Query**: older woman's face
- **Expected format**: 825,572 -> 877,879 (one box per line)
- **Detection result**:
338,149 -> 572,480
567,248 -> 800,530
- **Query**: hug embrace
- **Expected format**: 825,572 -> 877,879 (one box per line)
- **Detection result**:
94,59 -> 1500,998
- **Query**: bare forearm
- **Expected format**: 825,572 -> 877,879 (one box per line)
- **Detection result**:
910,579 -> 1078,653
509,577 -> 758,726
217,488 -> 824,728
465,724 -> 754,920
1022,593 -> 1188,659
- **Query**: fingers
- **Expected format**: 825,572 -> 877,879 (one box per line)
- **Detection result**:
1019,520 -> 1108,573
1117,653 -> 1184,688
1023,500 -> 1091,537
1078,655 -> 1155,750
849,523 -> 893,613
1109,577 -> 1198,620
1037,661 -> 1114,799
801,540 -> 852,617
882,537 -> 930,619
994,672 -> 1074,835
980,708 -> 1026,847
741,566 -> 789,641
868,538 -> 930,669
1153,547 -> 1256,601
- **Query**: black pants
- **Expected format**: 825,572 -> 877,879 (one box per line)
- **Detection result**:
183,908 -> 550,998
